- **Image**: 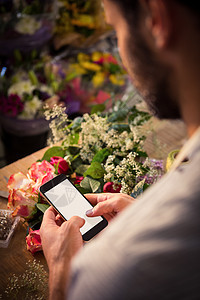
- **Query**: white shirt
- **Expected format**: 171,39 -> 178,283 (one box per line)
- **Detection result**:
67,128 -> 200,299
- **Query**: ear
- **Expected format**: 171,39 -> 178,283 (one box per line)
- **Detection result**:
140,0 -> 172,48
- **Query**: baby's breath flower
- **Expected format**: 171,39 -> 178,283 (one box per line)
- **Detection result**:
3,260 -> 48,299
44,104 -> 70,145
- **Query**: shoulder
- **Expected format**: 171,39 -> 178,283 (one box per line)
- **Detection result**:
67,141 -> 200,300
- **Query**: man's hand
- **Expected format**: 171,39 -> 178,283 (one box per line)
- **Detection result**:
40,206 -> 85,300
86,193 -> 134,222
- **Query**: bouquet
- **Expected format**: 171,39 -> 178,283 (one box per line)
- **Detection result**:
0,51 -> 81,121
62,51 -> 128,112
6,99 -> 164,253
54,0 -> 111,49
0,50 -> 128,121
0,0 -> 56,55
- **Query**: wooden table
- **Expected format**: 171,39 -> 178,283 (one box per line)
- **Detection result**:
0,146 -> 49,298
0,118 -> 187,298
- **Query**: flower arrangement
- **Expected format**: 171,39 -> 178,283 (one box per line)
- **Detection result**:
0,51 -> 80,120
0,0 -> 56,55
54,0 -> 111,49
6,99 -> 164,253
63,51 -> 128,112
0,50 -> 128,120
66,52 -> 126,88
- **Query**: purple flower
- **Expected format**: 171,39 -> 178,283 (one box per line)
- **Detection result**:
150,159 -> 164,170
137,174 -> 162,185
0,94 -> 24,117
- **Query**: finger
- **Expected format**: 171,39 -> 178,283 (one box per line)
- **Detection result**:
85,193 -> 109,205
86,200 -> 115,217
55,213 -> 63,221
42,206 -> 57,227
85,194 -> 98,205
55,214 -> 64,226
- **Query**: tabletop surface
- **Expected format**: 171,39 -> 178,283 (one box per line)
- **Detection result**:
0,118 -> 187,298
0,146 -> 49,298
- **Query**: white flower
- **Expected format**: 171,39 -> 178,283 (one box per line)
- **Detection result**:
8,80 -> 35,97
15,16 -> 41,35
19,96 -> 42,120
40,85 -> 54,96
44,105 -> 70,145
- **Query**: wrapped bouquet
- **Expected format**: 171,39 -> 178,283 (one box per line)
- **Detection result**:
6,99 -> 164,253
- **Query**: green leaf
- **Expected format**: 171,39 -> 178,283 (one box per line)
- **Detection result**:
70,133 -> 79,145
83,162 -> 105,179
80,177 -> 100,193
28,215 -> 43,229
128,107 -> 151,126
91,104 -> 106,114
108,109 -> 128,122
75,185 -> 90,194
131,179 -> 145,198
66,72 -> 78,82
75,164 -> 90,175
36,204 -> 50,214
137,151 -> 148,158
110,124 -> 130,133
92,148 -> 111,163
108,63 -> 121,74
71,117 -> 83,130
42,146 -> 65,161
68,146 -> 80,155
71,156 -> 83,170
51,81 -> 59,93
28,70 -> 38,86
14,49 -> 22,63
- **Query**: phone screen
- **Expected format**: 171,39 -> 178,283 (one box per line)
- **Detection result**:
42,176 -> 107,237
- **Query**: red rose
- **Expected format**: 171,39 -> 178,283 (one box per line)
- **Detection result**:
74,176 -> 84,185
26,229 -> 42,254
103,182 -> 121,193
50,156 -> 69,174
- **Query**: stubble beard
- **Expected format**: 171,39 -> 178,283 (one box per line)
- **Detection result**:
125,29 -> 181,120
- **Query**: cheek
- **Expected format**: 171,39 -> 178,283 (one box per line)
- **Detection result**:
117,34 -> 129,70
117,35 -> 134,78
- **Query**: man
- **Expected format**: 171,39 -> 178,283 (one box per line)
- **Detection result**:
40,0 -> 200,299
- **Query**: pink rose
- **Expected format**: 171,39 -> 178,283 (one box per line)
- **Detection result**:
28,160 -> 55,182
74,176 -> 84,185
8,189 -> 38,219
50,156 -> 69,175
103,182 -> 121,193
28,160 -> 55,192
7,161 -> 55,219
26,229 -> 42,254
7,172 -> 32,190
94,90 -> 111,104
7,172 -> 38,219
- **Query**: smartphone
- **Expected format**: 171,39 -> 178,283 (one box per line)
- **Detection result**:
39,174 -> 108,241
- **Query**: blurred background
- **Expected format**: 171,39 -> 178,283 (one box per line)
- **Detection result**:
0,0 -> 186,168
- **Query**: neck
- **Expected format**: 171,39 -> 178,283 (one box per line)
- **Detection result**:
176,54 -> 200,137
173,24 -> 200,137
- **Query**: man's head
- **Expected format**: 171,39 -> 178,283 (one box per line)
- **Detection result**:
103,0 -> 200,120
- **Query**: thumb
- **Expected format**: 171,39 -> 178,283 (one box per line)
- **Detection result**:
68,216 -> 85,229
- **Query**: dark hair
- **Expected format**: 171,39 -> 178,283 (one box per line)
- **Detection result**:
175,0 -> 200,12
109,0 -> 200,21
110,0 -> 200,10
